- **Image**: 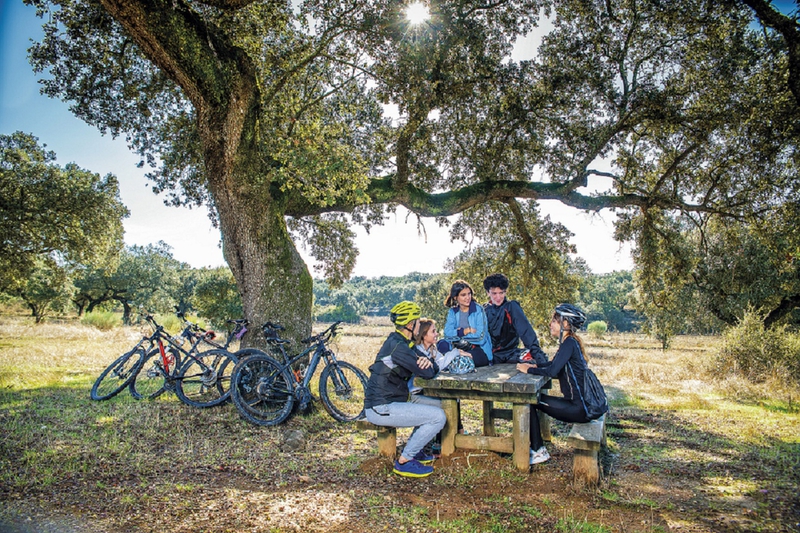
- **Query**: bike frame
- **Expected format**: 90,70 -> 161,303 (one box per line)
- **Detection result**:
143,316 -> 225,381
266,322 -> 343,399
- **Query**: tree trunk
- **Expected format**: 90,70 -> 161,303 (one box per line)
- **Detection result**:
120,300 -> 132,325
218,197 -> 313,347
94,0 -> 313,342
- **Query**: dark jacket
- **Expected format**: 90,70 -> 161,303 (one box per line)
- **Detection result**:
364,331 -> 439,409
524,336 -> 586,401
484,299 -> 548,364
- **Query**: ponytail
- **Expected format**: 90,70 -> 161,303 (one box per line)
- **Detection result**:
563,330 -> 589,363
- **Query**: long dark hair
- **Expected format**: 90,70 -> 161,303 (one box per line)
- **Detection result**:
445,279 -> 473,308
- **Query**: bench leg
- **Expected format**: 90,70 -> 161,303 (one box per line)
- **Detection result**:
572,448 -> 600,486
482,400 -> 496,437
440,399 -> 459,456
376,426 -> 397,458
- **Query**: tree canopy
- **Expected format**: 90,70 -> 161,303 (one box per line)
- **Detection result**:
24,0 -> 800,340
0,131 -> 128,292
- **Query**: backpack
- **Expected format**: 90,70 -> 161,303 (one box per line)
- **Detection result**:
567,361 -> 609,420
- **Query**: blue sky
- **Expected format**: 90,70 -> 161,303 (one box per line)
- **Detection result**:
0,0 -> 641,276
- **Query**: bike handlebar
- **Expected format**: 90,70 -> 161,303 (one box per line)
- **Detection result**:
301,321 -> 341,344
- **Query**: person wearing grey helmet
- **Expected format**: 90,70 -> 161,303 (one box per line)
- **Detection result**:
516,303 -> 597,465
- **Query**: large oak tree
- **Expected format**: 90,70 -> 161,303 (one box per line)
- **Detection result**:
25,0 -> 799,341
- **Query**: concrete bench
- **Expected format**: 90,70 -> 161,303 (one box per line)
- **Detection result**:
355,418 -> 397,458
566,414 -> 607,486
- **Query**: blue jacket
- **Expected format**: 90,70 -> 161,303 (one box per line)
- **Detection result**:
442,300 -> 494,362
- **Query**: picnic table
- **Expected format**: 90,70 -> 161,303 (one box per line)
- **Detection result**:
416,363 -> 549,471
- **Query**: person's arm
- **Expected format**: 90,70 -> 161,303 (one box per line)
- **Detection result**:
435,348 -> 461,370
520,338 -> 577,377
442,309 -> 460,339
510,302 -> 548,364
462,306 -> 488,343
393,342 -> 439,379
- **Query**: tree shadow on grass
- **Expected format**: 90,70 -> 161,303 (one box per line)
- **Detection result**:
596,386 -> 800,532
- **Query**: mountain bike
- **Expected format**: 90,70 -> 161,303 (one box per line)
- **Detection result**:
127,312 -> 244,407
168,314 -> 249,406
90,314 -> 166,401
230,321 -> 367,426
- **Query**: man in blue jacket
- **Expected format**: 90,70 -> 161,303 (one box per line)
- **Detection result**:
483,273 -> 548,365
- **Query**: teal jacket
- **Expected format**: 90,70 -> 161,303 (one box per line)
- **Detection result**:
442,300 -> 493,361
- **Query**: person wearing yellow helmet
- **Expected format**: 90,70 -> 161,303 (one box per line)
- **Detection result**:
364,301 -> 446,478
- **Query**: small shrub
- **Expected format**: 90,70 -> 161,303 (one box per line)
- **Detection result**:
587,321 -> 608,338
80,311 -> 119,331
716,310 -> 800,385
157,313 -> 183,334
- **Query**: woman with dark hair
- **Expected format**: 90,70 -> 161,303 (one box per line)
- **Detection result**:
437,280 -> 492,367
516,303 -> 604,465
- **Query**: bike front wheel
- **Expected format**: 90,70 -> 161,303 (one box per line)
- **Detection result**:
176,349 -> 238,408
319,361 -> 368,422
129,348 -> 177,400
230,353 -> 294,426
91,347 -> 146,401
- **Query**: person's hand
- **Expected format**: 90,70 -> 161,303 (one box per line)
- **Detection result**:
465,327 -> 475,335
458,350 -> 472,358
417,356 -> 433,370
516,362 -> 536,373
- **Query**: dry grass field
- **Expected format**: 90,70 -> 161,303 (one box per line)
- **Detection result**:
0,316 -> 798,533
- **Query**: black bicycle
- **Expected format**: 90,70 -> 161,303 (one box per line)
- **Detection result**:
230,321 -> 367,426
90,313 -> 165,401
127,312 -> 244,407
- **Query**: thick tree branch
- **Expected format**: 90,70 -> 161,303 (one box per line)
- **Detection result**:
284,176 -> 748,218
195,0 -> 259,8
738,0 -> 800,106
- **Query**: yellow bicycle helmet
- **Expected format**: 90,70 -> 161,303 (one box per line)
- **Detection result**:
390,301 -> 421,327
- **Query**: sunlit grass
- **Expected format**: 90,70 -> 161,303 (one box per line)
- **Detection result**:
2,317 -> 799,532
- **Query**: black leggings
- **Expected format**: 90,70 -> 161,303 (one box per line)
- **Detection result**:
530,394 -> 589,450
467,346 -> 490,367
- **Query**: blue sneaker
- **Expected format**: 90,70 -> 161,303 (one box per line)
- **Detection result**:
413,450 -> 435,465
393,459 -> 434,478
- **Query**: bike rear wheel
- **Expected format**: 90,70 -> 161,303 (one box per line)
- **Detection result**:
91,347 -> 146,401
129,348 -> 178,400
175,349 -> 238,408
231,352 -> 294,426
319,361 -> 368,422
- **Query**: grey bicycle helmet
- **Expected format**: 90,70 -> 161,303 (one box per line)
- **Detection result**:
554,303 -> 587,330
446,355 -> 476,374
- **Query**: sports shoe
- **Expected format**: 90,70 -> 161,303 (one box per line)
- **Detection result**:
393,459 -> 434,478
519,350 -> 533,362
413,450 -> 435,465
529,446 -> 550,465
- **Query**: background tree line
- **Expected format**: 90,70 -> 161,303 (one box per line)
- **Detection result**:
4,130 -> 795,341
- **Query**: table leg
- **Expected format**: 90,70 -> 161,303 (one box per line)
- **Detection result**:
482,400 -> 495,437
512,403 -> 531,471
441,399 -> 459,456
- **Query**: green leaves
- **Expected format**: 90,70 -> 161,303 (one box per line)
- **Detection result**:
0,132 -> 127,292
